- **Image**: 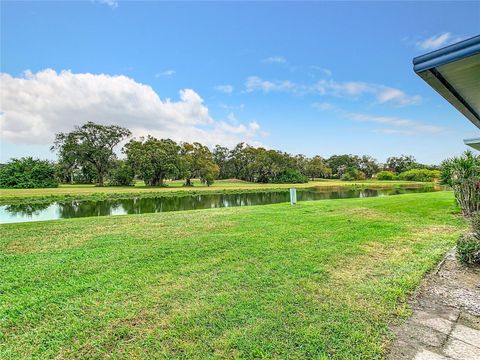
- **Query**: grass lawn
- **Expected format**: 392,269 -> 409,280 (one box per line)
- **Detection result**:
0,191 -> 464,359
0,179 -> 430,204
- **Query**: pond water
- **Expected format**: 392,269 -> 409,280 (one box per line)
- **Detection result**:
0,186 -> 438,224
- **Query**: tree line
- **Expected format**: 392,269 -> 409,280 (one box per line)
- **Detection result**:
0,122 -> 439,188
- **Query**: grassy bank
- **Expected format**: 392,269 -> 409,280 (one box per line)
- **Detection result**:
0,191 -> 464,358
0,179 -> 431,204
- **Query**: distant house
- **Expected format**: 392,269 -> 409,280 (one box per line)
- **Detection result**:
413,35 -> 480,150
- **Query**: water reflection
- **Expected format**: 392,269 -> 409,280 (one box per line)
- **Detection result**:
4,202 -> 51,216
0,186 -> 437,224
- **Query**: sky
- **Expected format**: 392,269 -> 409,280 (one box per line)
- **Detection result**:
1,1 -> 479,164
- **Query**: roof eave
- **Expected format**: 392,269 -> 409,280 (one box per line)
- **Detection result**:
464,137 -> 480,151
416,68 -> 480,129
413,36 -> 480,73
413,35 -> 480,130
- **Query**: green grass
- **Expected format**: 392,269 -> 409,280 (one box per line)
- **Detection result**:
0,179 -> 431,204
0,192 -> 464,359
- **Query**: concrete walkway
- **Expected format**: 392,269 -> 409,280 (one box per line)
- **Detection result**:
389,249 -> 480,360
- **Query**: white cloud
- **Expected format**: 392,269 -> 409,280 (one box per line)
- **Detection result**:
312,80 -> 421,105
95,0 -> 118,8
371,129 -> 413,135
215,120 -> 265,144
155,69 -> 175,77
245,76 -> 295,93
245,76 -> 421,106
226,112 -> 238,124
313,80 -> 371,97
416,32 -> 465,51
310,66 -> 332,76
249,121 -> 260,131
215,84 -> 234,94
262,56 -> 287,64
0,69 -> 264,147
312,102 -> 336,111
347,113 -> 445,135
376,87 -> 421,106
220,103 -> 245,111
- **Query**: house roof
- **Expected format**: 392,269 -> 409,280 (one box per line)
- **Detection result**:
413,35 -> 480,130
464,137 -> 480,151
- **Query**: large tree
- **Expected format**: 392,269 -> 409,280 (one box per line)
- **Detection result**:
294,154 -> 308,177
326,154 -> 361,178
53,122 -> 131,186
181,142 -> 217,186
213,145 -> 232,179
229,142 -> 250,180
384,155 -> 417,174
124,136 -> 182,186
305,156 -> 332,180
213,143 -> 312,184
51,132 -> 78,184
199,162 -> 220,186
180,142 -> 218,186
358,155 -> 380,179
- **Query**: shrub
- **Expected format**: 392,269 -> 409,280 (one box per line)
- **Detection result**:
108,160 -> 135,186
341,168 -> 366,181
441,151 -> 480,217
471,212 -> 480,238
0,157 -> 58,188
398,168 -> 440,182
273,169 -> 308,184
457,233 -> 480,265
457,212 -> 480,266
376,170 -> 396,180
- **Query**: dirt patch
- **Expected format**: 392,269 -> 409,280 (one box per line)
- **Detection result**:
412,225 -> 463,238
425,250 -> 480,315
341,207 -> 385,220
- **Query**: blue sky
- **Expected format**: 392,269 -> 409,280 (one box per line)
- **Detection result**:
1,1 -> 479,164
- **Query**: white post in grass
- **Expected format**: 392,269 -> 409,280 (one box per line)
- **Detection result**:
290,188 -> 297,205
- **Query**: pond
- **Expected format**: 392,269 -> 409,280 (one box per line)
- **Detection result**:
0,186 -> 439,224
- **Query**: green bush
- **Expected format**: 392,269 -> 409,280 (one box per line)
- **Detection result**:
341,168 -> 366,181
108,160 -> 135,186
441,151 -> 480,217
471,212 -> 480,238
376,170 -> 396,180
457,213 -> 480,266
0,157 -> 58,189
398,168 -> 440,182
273,169 -> 308,184
457,233 -> 480,265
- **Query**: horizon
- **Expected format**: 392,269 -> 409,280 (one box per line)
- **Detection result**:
1,1 -> 480,164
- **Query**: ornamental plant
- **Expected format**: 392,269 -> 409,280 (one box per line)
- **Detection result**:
457,212 -> 480,265
441,151 -> 480,217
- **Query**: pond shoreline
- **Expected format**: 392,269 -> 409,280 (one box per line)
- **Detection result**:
1,185 -> 441,224
0,181 -> 434,205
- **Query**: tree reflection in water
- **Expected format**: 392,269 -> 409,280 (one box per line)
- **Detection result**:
4,203 -> 51,216
58,200 -> 124,218
1,186 -> 437,223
